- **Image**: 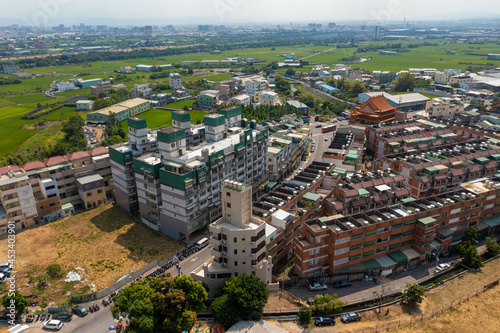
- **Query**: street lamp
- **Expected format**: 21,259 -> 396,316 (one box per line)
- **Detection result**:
130,255 -> 138,280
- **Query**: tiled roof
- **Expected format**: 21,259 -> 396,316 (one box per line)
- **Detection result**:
44,156 -> 68,167
21,161 -> 46,171
0,165 -> 21,175
360,95 -> 397,113
66,151 -> 90,161
87,146 -> 109,156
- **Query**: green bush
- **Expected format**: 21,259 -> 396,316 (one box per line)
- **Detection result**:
298,306 -> 311,324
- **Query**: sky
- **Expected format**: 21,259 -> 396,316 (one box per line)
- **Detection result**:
3,0 -> 500,26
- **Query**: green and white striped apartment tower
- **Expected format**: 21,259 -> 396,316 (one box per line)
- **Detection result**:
109,117 -> 152,214
158,114 -> 269,242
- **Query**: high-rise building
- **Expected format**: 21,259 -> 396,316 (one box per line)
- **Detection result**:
169,72 -> 182,90
192,180 -> 277,296
110,107 -> 269,241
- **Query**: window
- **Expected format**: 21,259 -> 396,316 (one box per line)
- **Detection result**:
227,203 -> 231,208
234,249 -> 237,255
97,189 -> 102,194
226,192 -> 231,197
234,237 -> 237,243
234,261 -> 238,266
87,193 -> 92,197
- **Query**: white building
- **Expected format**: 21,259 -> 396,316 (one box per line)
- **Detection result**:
131,84 -> 152,98
245,79 -> 268,95
76,100 -> 93,111
169,72 -> 182,90
230,94 -> 251,106
192,180 -> 277,297
258,91 -> 281,107
427,97 -> 465,120
54,81 -> 78,92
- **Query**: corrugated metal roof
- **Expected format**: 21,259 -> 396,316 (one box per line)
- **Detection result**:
375,255 -> 397,268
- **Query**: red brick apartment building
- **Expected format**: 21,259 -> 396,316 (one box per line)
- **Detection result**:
294,121 -> 500,278
294,178 -> 500,278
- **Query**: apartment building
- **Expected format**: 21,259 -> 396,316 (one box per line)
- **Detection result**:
0,147 -> 112,235
375,137 -> 500,199
245,79 -> 268,95
259,91 -> 281,107
427,97 -> 465,120
329,169 -> 410,216
294,185 -> 487,278
230,94 -> 251,106
110,107 -> 269,241
252,161 -> 334,273
90,81 -> 111,97
197,90 -> 219,109
365,119 -> 456,160
268,131 -> 309,182
192,180 -> 276,296
449,73 -> 473,89
169,72 -> 182,90
131,84 -> 152,98
214,81 -> 230,100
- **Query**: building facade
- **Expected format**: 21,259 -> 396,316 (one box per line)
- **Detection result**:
192,181 -> 276,297
169,73 -> 182,90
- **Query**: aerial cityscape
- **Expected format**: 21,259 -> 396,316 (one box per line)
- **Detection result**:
1,1 -> 500,332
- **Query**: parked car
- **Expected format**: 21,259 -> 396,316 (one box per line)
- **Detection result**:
314,316 -> 335,326
51,311 -> 73,321
333,280 -> 352,288
43,319 -> 64,331
311,145 -> 315,152
312,139 -> 316,144
341,312 -> 361,323
436,263 -> 451,271
308,282 -> 327,291
307,294 -> 321,305
332,119 -> 337,123
315,124 -> 322,128
72,306 -> 88,317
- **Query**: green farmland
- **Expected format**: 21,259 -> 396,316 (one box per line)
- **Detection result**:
120,107 -> 206,134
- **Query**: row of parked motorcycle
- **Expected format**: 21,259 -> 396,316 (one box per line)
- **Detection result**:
25,314 -> 50,323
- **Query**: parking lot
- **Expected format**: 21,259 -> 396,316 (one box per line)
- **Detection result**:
287,255 -> 460,306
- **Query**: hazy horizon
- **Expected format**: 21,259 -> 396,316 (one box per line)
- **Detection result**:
2,0 -> 500,27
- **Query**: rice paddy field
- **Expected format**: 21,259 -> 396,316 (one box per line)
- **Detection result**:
1,40 -> 499,161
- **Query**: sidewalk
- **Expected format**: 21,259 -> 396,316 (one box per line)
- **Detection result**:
287,254 -> 461,305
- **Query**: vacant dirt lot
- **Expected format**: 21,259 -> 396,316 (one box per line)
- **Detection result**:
314,257 -> 500,332
0,204 -> 183,305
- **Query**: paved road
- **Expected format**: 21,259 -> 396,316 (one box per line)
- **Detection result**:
287,254 -> 462,306
18,247 -> 214,333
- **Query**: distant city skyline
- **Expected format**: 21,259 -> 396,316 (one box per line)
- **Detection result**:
2,0 -> 500,27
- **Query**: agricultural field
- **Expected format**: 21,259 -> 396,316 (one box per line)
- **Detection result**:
0,204 -> 183,305
353,43 -> 500,72
121,106 -> 205,134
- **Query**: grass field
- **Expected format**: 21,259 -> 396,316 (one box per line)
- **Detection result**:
0,204 -> 183,305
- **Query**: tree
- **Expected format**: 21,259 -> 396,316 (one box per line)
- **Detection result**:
451,83 -> 460,88
285,68 -> 296,76
298,305 -> 311,324
457,241 -> 484,269
486,237 -> 500,257
1,291 -> 29,314
464,227 -> 478,243
393,72 -> 416,92
310,294 -> 344,316
211,274 -> 269,328
401,283 -> 426,307
275,75 -> 291,95
111,274 -> 207,333
46,264 -> 63,278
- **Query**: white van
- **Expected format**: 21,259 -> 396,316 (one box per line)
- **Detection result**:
195,237 -> 209,249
